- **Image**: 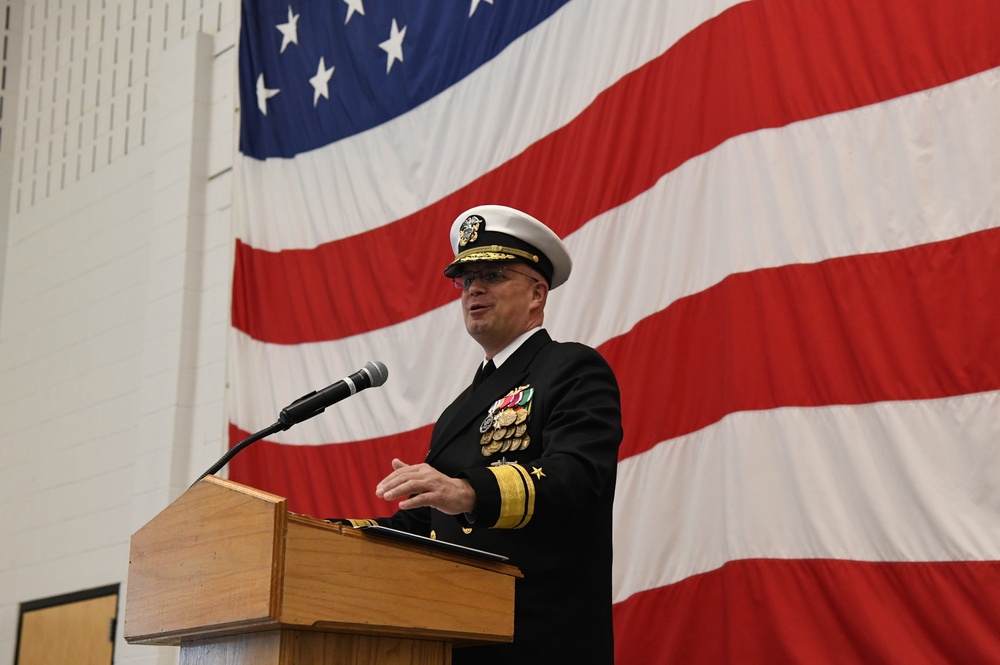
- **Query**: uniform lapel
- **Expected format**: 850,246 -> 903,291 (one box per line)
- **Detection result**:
426,330 -> 551,465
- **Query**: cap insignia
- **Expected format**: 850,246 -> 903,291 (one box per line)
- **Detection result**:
458,215 -> 484,246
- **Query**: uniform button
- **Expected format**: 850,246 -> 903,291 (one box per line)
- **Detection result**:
430,530 -> 437,540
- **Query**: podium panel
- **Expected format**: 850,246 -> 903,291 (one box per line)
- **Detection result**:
126,479 -> 285,638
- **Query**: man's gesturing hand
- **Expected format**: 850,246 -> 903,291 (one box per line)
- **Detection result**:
376,458 -> 476,515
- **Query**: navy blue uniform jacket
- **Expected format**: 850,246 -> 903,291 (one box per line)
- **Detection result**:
373,330 -> 623,664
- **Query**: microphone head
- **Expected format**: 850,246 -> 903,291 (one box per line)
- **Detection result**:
363,360 -> 389,387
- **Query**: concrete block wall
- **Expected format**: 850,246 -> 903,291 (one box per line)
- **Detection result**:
0,1 -> 239,663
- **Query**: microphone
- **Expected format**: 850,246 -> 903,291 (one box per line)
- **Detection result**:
278,360 -> 388,430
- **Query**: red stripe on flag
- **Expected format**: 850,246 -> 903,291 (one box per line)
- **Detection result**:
228,422 -> 434,517
230,228 -> 1000,500
612,558 -> 1000,664
609,227 -> 1000,459
232,0 -> 1000,344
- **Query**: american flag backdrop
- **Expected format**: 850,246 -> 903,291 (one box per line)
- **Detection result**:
229,0 -> 1000,661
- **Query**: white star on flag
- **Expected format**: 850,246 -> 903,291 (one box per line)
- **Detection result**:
276,5 -> 300,54
343,0 -> 365,24
255,73 -> 280,115
469,0 -> 494,17
378,18 -> 407,74
309,57 -> 336,106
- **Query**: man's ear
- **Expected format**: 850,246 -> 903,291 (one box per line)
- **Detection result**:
531,281 -> 549,308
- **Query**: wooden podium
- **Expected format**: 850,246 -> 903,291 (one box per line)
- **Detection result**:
124,476 -> 520,664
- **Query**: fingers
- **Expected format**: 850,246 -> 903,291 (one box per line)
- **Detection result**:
397,492 -> 429,511
378,476 -> 418,501
373,460 -> 476,515
390,477 -> 456,512
376,460 -> 427,500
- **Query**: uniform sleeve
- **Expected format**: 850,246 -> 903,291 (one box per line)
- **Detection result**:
460,345 -> 623,530
329,506 -> 431,536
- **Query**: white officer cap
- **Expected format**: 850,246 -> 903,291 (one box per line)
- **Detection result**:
443,204 -> 573,289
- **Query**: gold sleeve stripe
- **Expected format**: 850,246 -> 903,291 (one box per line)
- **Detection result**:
514,464 -> 537,528
487,464 -> 536,529
344,519 -> 380,528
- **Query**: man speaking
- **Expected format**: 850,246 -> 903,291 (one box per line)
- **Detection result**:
347,204 -> 623,664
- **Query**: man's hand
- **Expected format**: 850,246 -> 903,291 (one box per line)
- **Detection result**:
376,458 -> 477,515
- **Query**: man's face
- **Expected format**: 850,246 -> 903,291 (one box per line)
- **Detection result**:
456,262 -> 547,357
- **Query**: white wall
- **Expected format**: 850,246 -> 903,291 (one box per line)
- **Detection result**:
0,1 -> 239,663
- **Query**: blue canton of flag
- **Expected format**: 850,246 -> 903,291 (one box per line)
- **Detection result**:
239,0 -> 572,159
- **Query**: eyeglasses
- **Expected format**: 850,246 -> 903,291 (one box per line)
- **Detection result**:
451,265 -> 540,290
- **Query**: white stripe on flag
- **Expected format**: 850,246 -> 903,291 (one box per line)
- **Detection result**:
612,390 -> 1000,603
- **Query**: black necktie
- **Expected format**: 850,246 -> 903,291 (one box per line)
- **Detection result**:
474,360 -> 496,389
